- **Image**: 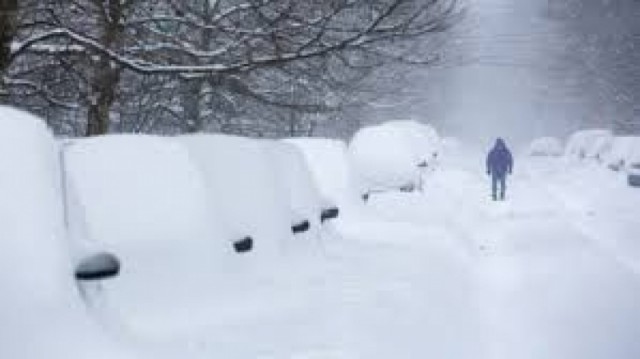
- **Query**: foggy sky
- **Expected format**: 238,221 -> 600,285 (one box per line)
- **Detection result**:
376,0 -> 640,148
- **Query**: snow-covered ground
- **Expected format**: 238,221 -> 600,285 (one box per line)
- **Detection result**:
367,148 -> 640,359
3,108 -> 640,358
123,144 -> 640,358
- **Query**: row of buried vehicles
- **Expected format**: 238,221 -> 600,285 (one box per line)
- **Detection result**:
0,106 -> 347,358
527,130 -> 640,187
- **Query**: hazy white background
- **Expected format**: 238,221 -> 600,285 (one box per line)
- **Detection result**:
371,0 -> 640,148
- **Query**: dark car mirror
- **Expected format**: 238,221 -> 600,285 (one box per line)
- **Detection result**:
292,220 -> 311,234
321,206 -> 340,223
233,236 -> 253,253
75,252 -> 120,281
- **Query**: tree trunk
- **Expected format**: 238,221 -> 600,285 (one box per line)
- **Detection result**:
181,79 -> 204,133
84,0 -> 123,136
0,0 -> 18,81
288,110 -> 297,137
181,1 -> 212,133
85,58 -> 121,136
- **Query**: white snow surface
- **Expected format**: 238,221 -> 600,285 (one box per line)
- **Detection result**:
365,149 -> 640,359
3,108 -> 640,358
121,134 -> 640,359
441,136 -> 462,155
526,136 -> 563,156
0,107 -> 136,359
349,120 -> 440,193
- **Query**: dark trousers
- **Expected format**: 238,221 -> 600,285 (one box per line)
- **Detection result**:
492,173 -> 507,199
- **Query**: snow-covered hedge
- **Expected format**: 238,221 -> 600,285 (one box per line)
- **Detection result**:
564,129 -> 613,160
349,120 -> 440,194
0,107 -> 136,359
527,137 -> 563,157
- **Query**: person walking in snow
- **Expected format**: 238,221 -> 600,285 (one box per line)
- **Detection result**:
486,138 -> 513,201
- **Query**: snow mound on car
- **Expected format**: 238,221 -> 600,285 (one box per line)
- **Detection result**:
349,120 -> 440,193
604,136 -> 640,170
284,137 -> 363,216
565,129 -> 613,160
178,134 -> 292,257
64,134 -> 232,336
0,106 -> 136,358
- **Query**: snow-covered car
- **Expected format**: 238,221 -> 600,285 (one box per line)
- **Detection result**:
63,134 -> 236,341
0,106 -> 137,359
270,141 -> 341,227
284,137 -> 362,217
178,134 -> 293,257
604,136 -> 640,171
527,137 -> 563,157
263,140 -> 323,241
349,120 -> 440,197
565,129 -> 613,161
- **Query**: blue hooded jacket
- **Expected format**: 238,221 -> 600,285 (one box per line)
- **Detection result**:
487,138 -> 513,176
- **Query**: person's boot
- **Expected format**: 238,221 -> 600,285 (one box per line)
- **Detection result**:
492,193 -> 497,201
500,192 -> 505,201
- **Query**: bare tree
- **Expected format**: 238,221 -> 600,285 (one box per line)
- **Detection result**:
4,0 -> 457,137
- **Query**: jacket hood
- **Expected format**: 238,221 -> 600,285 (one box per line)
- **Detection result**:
494,138 -> 506,149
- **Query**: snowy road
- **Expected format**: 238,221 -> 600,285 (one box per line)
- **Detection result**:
369,152 -> 640,359
119,152 -> 640,359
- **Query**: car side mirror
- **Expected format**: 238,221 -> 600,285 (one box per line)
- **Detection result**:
321,206 -> 340,223
75,252 -> 120,281
292,220 -> 311,234
233,236 -> 253,253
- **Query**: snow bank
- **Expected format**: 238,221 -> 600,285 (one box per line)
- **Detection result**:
0,107 -> 136,358
565,129 -> 613,160
178,134 -> 292,257
349,120 -> 440,194
527,137 -> 563,157
284,138 -> 363,215
263,140 -> 323,244
604,136 -> 640,170
64,134 -> 231,336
